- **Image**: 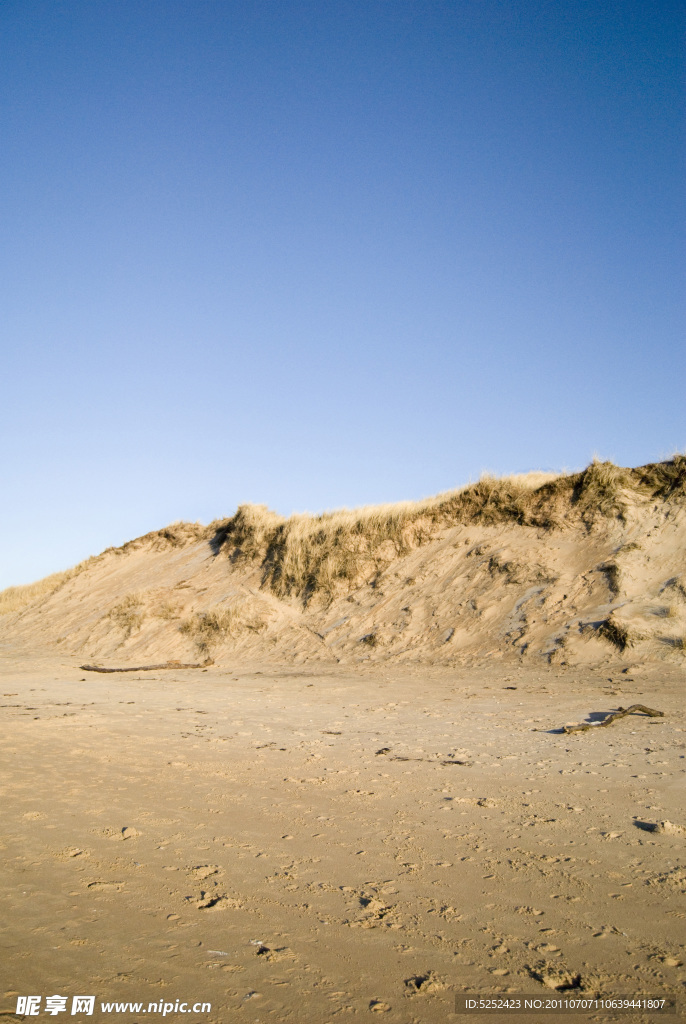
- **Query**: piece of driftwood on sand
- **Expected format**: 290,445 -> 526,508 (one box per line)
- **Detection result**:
562,704 -> 664,734
80,660 -> 213,673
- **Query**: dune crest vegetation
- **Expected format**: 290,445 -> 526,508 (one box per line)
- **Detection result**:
210,457 -> 686,603
1,457 -> 684,669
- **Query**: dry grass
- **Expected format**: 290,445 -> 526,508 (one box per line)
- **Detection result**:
487,553 -> 555,586
600,561 -> 621,596
213,473 -> 567,603
658,635 -> 686,651
211,505 -> 284,561
261,503 -> 432,601
105,521 -> 212,556
0,572 -> 70,615
597,615 -> 635,652
500,471 -> 561,488
660,577 -> 686,603
0,556 -> 96,615
180,600 -> 267,656
205,456 -> 686,603
153,599 -> 182,621
108,594 -> 145,637
654,605 -> 679,619
635,453 -> 686,498
572,459 -> 632,520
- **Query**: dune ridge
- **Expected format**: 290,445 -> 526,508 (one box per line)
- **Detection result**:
2,457 -> 685,667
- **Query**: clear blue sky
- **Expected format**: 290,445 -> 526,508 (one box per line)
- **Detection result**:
1,0 -> 684,588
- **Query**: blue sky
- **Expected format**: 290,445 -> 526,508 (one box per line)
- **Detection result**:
1,0 -> 684,588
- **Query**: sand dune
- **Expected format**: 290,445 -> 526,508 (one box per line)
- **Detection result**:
2,458 -> 685,670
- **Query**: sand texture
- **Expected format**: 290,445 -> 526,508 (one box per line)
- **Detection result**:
0,657 -> 684,1022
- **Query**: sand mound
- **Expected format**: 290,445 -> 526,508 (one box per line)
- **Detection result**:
2,457 -> 685,667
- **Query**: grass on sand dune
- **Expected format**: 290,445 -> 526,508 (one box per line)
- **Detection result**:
215,457 -> 686,602
2,456 -> 685,614
180,601 -> 267,656
0,572 -> 73,615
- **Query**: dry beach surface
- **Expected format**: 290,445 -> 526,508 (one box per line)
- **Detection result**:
0,651 -> 684,1024
2,461 -> 686,1022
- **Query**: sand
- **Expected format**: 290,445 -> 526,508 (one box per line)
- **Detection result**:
1,650 -> 684,1023
2,464 -> 685,1020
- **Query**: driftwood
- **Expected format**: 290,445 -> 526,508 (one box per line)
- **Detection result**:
80,659 -> 213,674
563,704 -> 664,734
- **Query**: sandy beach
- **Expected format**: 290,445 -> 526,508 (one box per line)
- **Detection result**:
1,649 -> 683,1023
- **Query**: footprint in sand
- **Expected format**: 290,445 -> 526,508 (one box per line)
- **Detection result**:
252,943 -> 296,962
346,892 -> 398,929
91,825 -> 139,841
195,893 -> 223,909
196,893 -> 242,910
190,864 -> 221,879
403,972 -> 445,995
